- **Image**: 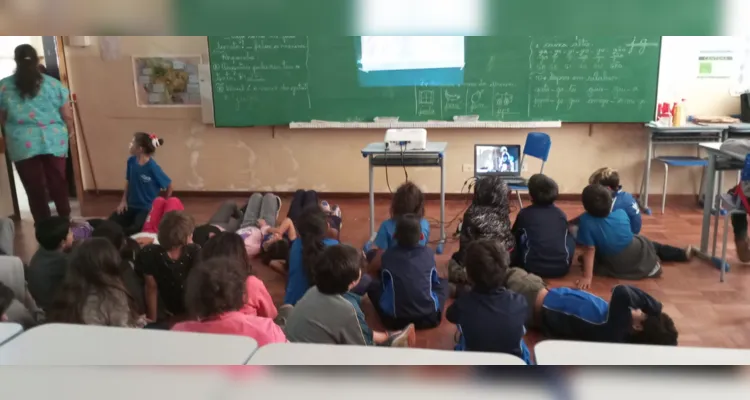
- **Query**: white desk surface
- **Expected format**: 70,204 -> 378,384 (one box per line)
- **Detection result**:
0,323 -> 22,345
362,141 -> 448,154
246,342 -> 526,365
535,340 -> 750,365
0,367 -> 230,400
699,141 -> 746,160
0,323 -> 258,365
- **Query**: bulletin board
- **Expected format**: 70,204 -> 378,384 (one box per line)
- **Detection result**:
132,56 -> 202,107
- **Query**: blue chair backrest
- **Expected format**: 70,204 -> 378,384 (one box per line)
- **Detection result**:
523,132 -> 552,162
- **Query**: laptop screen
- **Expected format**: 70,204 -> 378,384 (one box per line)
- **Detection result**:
475,144 -> 521,176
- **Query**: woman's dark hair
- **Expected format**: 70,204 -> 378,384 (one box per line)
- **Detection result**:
582,184 -> 613,218
473,175 -> 511,208
297,207 -> 328,287
200,231 -> 253,275
13,44 -> 42,99
48,238 -> 138,324
261,238 -> 291,266
133,132 -> 165,155
464,239 -> 510,291
314,244 -> 363,295
184,257 -> 247,319
391,181 -> 425,219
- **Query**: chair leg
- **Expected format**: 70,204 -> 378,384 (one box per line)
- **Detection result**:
516,191 -> 523,208
661,163 -> 668,214
712,198 -> 721,257
721,212 -> 731,282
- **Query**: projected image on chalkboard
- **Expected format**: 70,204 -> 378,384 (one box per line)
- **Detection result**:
357,36 -> 465,87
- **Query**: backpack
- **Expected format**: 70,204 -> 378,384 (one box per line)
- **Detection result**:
719,139 -> 750,211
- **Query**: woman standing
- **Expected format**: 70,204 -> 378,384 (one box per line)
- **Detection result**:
0,44 -> 74,222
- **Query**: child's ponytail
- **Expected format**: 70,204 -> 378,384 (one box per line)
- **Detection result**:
133,132 -> 165,155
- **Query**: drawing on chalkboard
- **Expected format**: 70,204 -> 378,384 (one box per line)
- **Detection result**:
132,56 -> 202,107
416,88 -> 437,116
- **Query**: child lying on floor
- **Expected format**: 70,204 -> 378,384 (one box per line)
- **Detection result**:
504,267 -> 678,345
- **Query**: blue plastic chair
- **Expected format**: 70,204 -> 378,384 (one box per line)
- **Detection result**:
509,132 -> 552,207
653,156 -> 707,214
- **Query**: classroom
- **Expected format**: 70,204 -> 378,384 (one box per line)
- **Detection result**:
1,30 -> 750,367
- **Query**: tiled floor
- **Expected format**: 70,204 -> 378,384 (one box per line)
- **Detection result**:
11,194 -> 750,350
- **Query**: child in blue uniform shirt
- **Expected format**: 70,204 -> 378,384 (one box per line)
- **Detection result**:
589,167 -> 641,233
366,181 -> 430,269
504,267 -> 678,345
512,174 -> 574,278
284,207 -> 339,306
577,184 -> 693,290
446,239 -> 532,364
110,132 -> 172,235
367,214 -> 447,330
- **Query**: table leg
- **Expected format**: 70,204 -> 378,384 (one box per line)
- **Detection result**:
368,155 -> 376,243
437,155 -> 446,254
639,134 -> 653,214
700,154 -> 717,253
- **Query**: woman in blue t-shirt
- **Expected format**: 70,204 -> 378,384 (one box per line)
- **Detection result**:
109,132 -> 172,235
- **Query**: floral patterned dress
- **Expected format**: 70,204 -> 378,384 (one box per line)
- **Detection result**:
0,74 -> 70,163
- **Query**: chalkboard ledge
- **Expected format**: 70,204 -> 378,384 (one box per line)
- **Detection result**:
289,121 -> 562,129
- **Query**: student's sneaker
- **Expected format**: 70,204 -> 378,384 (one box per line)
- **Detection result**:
320,200 -> 331,213
331,204 -> 342,218
275,195 -> 282,220
386,323 -> 416,347
685,245 -> 695,260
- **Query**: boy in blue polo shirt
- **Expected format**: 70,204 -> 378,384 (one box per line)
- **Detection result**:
512,174 -> 574,278
367,214 -> 446,330
446,239 -> 531,364
588,167 -> 641,233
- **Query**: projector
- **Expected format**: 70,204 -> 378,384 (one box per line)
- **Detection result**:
384,128 -> 427,151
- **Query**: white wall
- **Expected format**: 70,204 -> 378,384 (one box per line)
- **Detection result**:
657,36 -> 743,117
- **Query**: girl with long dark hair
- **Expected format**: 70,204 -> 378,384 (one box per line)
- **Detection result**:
0,44 -> 75,222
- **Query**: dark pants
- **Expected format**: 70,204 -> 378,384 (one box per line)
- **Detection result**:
109,208 -> 149,236
15,154 -> 71,222
367,277 -> 448,331
732,213 -> 748,239
287,189 -> 319,223
652,241 -> 688,262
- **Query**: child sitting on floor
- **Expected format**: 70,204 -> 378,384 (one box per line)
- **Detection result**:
48,238 -> 146,328
130,196 -> 185,246
368,214 -> 447,330
199,232 -> 280,320
449,175 -> 515,295
570,167 -> 641,237
511,174 -> 574,278
576,184 -> 695,289
285,244 -> 415,346
366,181 -> 430,269
135,211 -> 200,323
504,267 -> 678,345
171,257 -> 287,347
446,240 -> 531,364
27,216 -> 74,311
91,221 -> 145,316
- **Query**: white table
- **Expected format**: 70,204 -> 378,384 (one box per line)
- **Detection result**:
246,342 -> 527,365
0,323 -> 259,365
0,367 -> 230,400
361,142 -> 448,254
0,323 -> 22,346
535,340 -> 750,365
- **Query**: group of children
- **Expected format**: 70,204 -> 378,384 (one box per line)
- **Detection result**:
0,132 -> 709,364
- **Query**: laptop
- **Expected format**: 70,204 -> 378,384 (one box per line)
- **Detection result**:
474,144 -> 526,185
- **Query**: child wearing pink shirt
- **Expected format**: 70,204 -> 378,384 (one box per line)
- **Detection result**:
171,257 -> 287,347
199,231 -> 279,319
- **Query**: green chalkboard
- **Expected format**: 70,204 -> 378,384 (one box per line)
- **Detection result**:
208,36 -> 661,126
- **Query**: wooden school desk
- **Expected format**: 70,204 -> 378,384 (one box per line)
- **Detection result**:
534,340 -> 750,365
246,342 -> 527,365
0,323 -> 22,346
0,323 -> 259,365
638,123 -> 724,215
361,142 -> 448,254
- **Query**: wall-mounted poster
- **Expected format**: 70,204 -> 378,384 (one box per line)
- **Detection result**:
133,56 -> 202,107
